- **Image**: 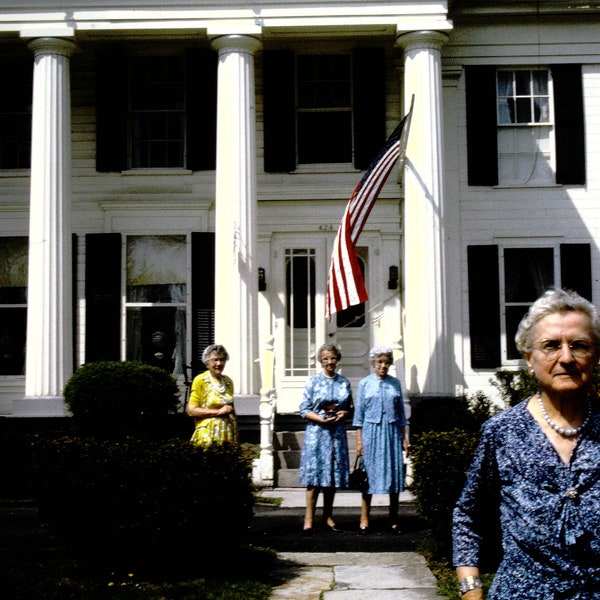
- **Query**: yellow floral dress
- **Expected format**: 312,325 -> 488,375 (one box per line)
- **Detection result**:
189,371 -> 239,447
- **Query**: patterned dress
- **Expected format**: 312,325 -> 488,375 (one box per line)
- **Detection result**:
189,370 -> 238,447
353,373 -> 407,494
299,372 -> 353,488
453,399 -> 600,599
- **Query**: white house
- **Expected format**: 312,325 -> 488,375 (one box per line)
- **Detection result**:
0,2 -> 598,465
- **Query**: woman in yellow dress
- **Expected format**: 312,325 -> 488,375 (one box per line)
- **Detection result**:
187,344 -> 239,447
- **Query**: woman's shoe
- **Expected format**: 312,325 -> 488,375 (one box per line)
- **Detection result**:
326,523 -> 342,533
390,524 -> 402,535
302,527 -> 313,536
359,526 -> 369,535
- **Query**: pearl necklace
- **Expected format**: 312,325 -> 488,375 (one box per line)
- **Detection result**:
536,394 -> 591,437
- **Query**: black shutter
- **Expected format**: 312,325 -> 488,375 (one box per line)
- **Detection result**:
552,65 -> 586,185
468,245 -> 501,368
191,232 -> 215,375
263,50 -> 296,172
353,47 -> 386,170
85,233 -> 121,362
96,48 -> 128,172
186,48 -> 217,171
560,243 -> 592,300
465,66 -> 498,186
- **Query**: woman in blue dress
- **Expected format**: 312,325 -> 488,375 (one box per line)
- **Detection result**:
353,345 -> 409,534
299,343 -> 353,533
453,289 -> 600,599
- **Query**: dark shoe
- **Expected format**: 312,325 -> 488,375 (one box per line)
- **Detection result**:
359,526 -> 369,535
390,524 -> 402,535
302,527 -> 313,536
326,524 -> 342,533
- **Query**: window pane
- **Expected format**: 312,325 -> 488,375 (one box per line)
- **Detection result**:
0,58 -> 32,170
506,305 -> 529,360
297,112 -> 352,163
286,254 -> 315,328
126,235 -> 186,302
297,55 -> 351,109
515,97 -> 531,123
126,306 -> 186,375
130,56 -> 185,168
0,237 -> 28,303
515,70 -> 531,95
505,248 -> 553,302
0,307 -> 26,375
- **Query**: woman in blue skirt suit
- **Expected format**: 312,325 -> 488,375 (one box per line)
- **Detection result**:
299,343 -> 353,533
353,345 -> 409,534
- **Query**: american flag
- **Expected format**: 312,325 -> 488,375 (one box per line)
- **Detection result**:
325,98 -> 413,318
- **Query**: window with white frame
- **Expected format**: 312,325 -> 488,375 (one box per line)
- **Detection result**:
296,54 -> 352,164
467,242 -> 590,368
496,69 -> 554,185
130,57 -> 185,168
0,237 -> 27,375
125,235 -> 187,375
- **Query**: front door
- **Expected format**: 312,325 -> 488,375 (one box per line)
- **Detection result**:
272,235 -> 371,413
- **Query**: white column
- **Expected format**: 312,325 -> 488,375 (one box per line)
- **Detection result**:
17,37 -> 75,416
396,31 -> 449,396
211,35 -> 261,395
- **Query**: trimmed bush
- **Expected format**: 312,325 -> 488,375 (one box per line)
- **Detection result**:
32,437 -> 255,579
63,361 -> 180,438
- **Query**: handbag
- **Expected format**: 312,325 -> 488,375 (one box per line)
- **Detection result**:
349,455 -> 369,492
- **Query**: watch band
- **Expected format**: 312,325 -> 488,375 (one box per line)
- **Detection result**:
459,575 -> 482,595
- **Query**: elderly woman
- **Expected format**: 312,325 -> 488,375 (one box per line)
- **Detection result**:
186,344 -> 238,447
453,288 -> 600,599
299,343 -> 353,533
353,345 -> 409,534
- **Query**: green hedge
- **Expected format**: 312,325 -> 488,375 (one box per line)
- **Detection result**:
63,361 -> 180,438
32,437 -> 254,579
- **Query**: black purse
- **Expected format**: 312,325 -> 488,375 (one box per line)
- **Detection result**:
349,455 -> 369,492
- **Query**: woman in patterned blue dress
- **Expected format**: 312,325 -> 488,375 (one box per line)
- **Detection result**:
353,346 -> 409,534
299,343 -> 352,533
453,289 -> 600,599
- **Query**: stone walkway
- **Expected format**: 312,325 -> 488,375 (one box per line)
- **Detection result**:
255,488 -> 448,599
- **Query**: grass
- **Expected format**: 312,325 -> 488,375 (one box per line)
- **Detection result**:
0,544 -> 275,599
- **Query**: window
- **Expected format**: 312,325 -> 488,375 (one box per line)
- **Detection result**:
263,47 -> 386,172
467,243 -> 591,368
0,237 -> 27,375
285,248 -> 316,376
130,57 -> 185,168
296,54 -> 352,164
96,48 -> 217,172
125,235 -> 187,375
0,58 -> 32,170
465,65 -> 585,186
496,69 -> 553,185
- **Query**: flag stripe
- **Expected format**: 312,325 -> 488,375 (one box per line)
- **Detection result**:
326,100 -> 413,318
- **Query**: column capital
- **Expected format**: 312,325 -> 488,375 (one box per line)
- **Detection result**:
211,34 -> 261,56
395,30 -> 448,52
27,37 -> 76,58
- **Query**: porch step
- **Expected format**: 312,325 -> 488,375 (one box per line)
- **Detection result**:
274,428 -> 358,488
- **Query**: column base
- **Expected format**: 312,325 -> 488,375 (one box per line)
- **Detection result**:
12,396 -> 67,417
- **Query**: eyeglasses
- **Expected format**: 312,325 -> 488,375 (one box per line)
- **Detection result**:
531,339 -> 595,360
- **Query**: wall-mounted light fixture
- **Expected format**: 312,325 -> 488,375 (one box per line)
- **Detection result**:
388,265 -> 399,290
258,267 -> 267,291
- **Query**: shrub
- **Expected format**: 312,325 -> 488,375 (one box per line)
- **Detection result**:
409,390 -> 500,559
410,428 -> 479,556
490,368 -> 538,408
32,437 -> 255,579
63,361 -> 180,438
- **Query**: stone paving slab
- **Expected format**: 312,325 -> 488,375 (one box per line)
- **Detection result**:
270,552 -> 445,600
